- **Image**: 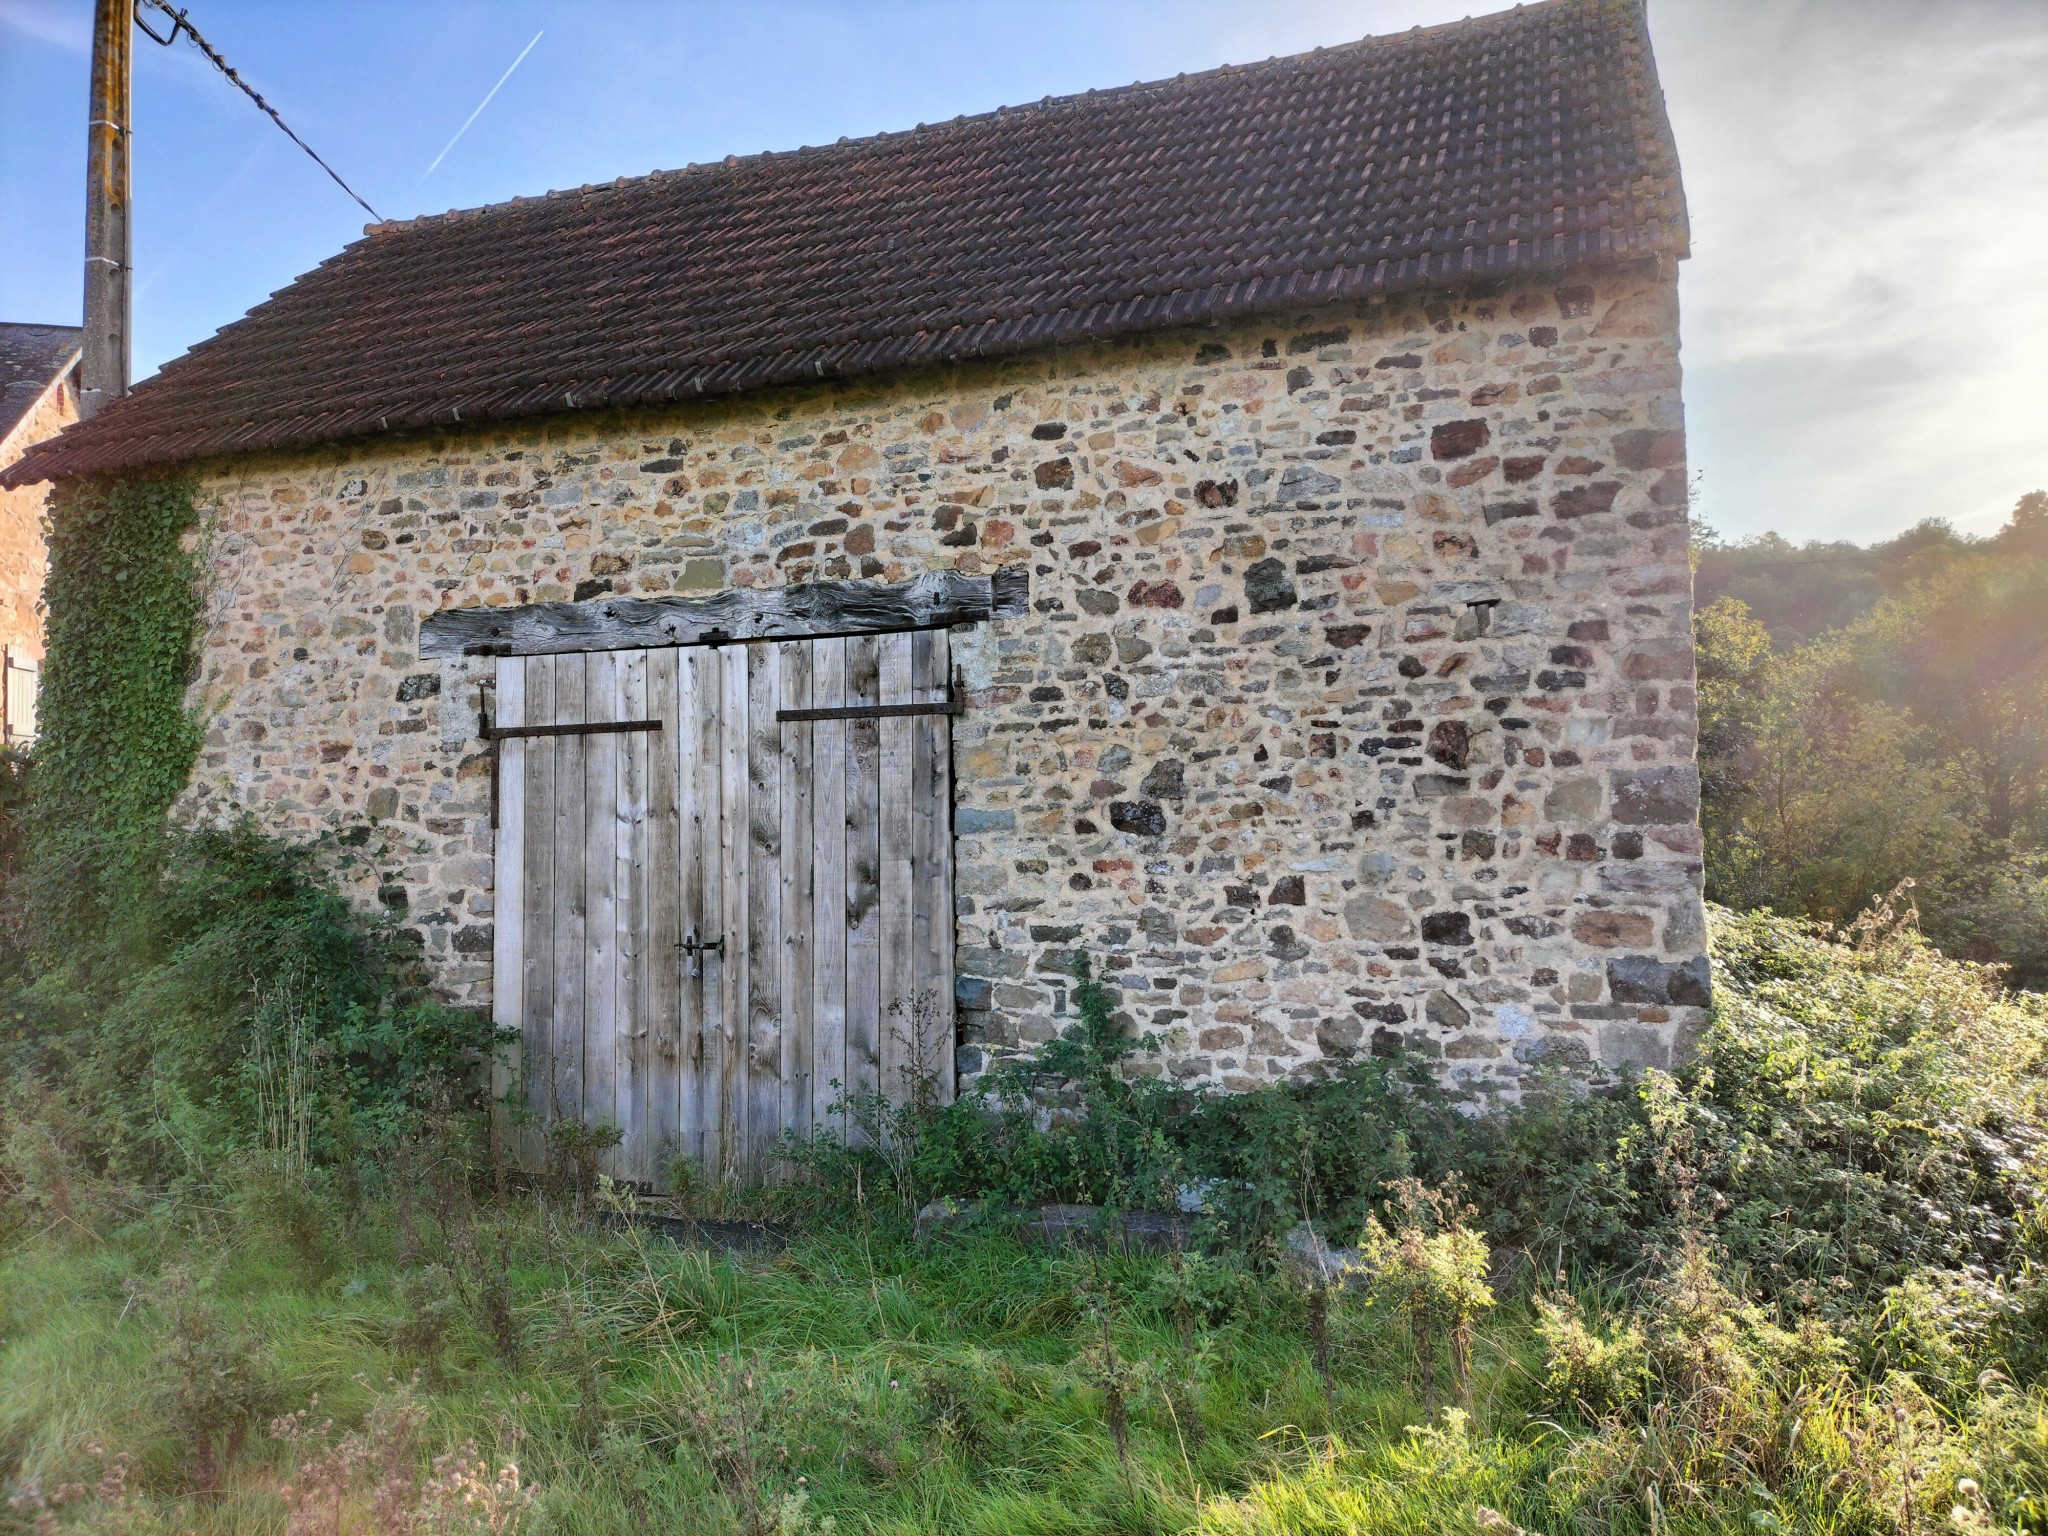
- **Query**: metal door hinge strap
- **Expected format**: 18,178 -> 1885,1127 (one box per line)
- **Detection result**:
776,700 -> 960,723
484,719 -> 663,740
477,684 -> 665,828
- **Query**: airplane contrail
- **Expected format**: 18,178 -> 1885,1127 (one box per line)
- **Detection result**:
420,29 -> 543,185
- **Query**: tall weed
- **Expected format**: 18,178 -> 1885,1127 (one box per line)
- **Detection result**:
0,824 -> 503,1183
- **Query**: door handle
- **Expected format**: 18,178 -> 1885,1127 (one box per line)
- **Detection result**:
677,932 -> 725,978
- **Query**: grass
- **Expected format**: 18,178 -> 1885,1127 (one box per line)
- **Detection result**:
8,1183 -> 2043,1536
5,900 -> 2048,1533
0,1193 -> 1455,1535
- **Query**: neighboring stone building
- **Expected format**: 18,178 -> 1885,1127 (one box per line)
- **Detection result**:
6,0 -> 1705,1171
0,323 -> 77,744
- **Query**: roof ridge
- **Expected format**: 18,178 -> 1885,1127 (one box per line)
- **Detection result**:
361,0 -> 1594,240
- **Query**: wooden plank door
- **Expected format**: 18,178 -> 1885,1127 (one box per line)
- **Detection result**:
492,648 -> 676,1185
494,628 -> 955,1185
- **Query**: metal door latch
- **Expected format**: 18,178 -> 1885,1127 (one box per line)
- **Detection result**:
678,932 -> 725,977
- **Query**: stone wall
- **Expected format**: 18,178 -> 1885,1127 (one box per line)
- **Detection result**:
178,259 -> 1705,1096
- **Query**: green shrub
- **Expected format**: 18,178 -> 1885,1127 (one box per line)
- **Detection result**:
1350,1178 -> 1496,1411
1532,1292 -> 1649,1421
790,904 -> 2048,1338
1,823 -> 503,1183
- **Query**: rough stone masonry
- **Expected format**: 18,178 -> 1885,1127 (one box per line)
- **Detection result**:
177,261 -> 1707,1097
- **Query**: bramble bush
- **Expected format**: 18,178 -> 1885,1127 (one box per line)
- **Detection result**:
801,902 -> 2048,1321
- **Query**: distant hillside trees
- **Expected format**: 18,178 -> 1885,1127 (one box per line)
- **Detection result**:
1696,493 -> 2048,987
1695,490 -> 2048,645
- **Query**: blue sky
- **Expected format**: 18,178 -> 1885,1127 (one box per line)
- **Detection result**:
2,0 -> 2043,544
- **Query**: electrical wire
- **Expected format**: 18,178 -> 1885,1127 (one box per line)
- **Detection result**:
135,0 -> 383,223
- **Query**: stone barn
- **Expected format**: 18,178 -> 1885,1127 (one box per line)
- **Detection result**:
6,0 -> 1707,1181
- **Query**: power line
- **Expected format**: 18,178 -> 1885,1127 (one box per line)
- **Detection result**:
135,0 -> 383,223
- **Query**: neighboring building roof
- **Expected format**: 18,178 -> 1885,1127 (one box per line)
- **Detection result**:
4,0 -> 1685,489
0,323 -> 82,448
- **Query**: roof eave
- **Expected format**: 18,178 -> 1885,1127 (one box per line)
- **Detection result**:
0,244 -> 1683,491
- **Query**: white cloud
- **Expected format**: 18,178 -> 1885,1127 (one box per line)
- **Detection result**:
1656,0 -> 2048,540
0,0 -> 87,52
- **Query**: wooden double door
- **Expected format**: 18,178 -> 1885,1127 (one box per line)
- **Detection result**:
491,630 -> 956,1184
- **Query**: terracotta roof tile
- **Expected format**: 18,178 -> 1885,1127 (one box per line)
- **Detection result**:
6,0 -> 1684,487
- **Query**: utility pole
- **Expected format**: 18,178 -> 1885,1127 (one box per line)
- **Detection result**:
81,0 -> 132,420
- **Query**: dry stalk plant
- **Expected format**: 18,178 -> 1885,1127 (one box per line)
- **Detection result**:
677,1352 -> 796,1536
831,986 -> 947,1208
5,1443 -> 133,1535
273,1383 -> 534,1536
251,962 -> 319,1181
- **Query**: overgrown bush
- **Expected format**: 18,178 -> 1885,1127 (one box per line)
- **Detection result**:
1674,900 -> 2048,1299
795,904 -> 2048,1323
0,472 -> 498,1190
1,823 -> 503,1185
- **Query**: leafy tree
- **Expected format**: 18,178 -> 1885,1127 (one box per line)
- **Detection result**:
1710,630 -> 1968,923
1696,493 -> 2048,983
1872,559 -> 2048,845
1695,519 -> 1971,650
1692,597 -> 1771,854
1995,488 -> 2048,558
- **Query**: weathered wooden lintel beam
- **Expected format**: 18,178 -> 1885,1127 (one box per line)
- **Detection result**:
419,566 -> 1029,660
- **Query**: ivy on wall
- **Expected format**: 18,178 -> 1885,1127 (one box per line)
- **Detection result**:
27,475 -> 204,941
1,476 -> 500,1179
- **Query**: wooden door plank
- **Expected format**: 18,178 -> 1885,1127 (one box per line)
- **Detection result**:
519,658 -> 556,1165
614,649 -> 650,1182
646,646 -> 683,1184
809,637 -> 849,1136
843,633 -> 883,1126
582,651 -> 621,1169
550,655 -> 587,1145
493,658 -> 527,1165
778,640 -> 816,1149
717,645 -> 749,1183
745,642 -> 784,1182
682,645 -> 722,1174
674,648 -> 703,1170
877,631 -> 916,1107
911,628 -> 956,1105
